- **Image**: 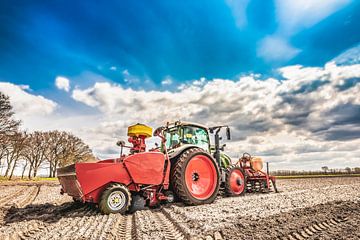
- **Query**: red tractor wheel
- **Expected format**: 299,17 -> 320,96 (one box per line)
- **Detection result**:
225,167 -> 246,196
172,148 -> 220,205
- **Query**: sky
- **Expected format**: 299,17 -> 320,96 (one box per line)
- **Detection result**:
0,0 -> 360,171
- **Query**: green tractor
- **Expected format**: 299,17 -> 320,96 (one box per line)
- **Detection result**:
159,121 -> 246,201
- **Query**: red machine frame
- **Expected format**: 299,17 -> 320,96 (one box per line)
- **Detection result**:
236,153 -> 277,193
59,130 -> 172,207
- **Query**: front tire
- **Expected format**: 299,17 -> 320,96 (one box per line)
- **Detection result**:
99,183 -> 132,214
172,148 -> 220,205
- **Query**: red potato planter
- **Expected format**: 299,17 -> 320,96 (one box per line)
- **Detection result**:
57,122 -> 276,214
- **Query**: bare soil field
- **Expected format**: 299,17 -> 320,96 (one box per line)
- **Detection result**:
0,177 -> 359,240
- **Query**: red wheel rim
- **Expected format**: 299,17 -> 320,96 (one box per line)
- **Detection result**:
230,169 -> 245,194
185,155 -> 217,200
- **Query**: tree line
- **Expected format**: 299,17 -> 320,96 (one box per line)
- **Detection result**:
272,166 -> 360,176
0,91 -> 95,179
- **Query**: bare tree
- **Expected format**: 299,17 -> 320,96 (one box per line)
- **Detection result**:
44,131 -> 95,177
321,166 -> 329,174
23,131 -> 47,178
0,92 -> 20,170
44,131 -> 66,177
59,132 -> 95,168
21,158 -> 29,179
8,133 -> 27,179
0,92 -> 20,137
2,132 -> 27,179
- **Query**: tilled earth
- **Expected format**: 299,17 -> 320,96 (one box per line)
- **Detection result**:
0,177 -> 359,240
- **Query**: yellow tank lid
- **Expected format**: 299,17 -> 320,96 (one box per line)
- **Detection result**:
127,123 -> 152,138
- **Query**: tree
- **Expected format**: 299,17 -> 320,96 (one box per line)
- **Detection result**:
345,167 -> 351,174
59,132 -> 95,168
2,132 -> 27,179
8,133 -> 27,179
45,131 -> 95,177
44,131 -> 63,177
0,92 -> 20,170
23,131 -> 47,178
0,92 -> 20,136
321,166 -> 329,174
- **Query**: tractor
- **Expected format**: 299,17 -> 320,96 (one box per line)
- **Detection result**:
57,121 -> 276,214
162,121 -> 277,196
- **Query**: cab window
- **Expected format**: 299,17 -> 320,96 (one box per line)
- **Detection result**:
182,126 -> 210,151
165,128 -> 181,149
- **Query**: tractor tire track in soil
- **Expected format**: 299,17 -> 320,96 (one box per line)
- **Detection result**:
0,187 -> 27,208
15,186 -> 40,208
0,186 -> 40,209
221,200 -> 360,240
107,214 -> 137,240
282,216 -> 348,240
135,209 -> 187,240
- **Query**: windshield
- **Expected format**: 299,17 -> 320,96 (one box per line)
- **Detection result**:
164,125 -> 210,151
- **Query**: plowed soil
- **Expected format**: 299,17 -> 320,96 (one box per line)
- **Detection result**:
0,177 -> 359,240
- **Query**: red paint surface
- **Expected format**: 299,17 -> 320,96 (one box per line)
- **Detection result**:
124,152 -> 166,185
229,169 -> 245,194
184,155 -> 217,200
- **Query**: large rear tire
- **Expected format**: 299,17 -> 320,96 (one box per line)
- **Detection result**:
172,148 -> 220,205
225,167 -> 246,196
99,183 -> 132,214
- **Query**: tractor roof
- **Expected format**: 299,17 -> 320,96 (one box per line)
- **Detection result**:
166,121 -> 208,130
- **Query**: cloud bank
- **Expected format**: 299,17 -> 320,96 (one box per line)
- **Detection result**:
2,60 -> 359,170
69,61 -> 360,170
0,82 -> 57,117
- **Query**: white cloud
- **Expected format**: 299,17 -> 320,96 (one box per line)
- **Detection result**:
0,82 -> 57,117
55,76 -> 70,92
275,0 -> 351,35
110,66 -> 117,71
257,0 -> 351,62
257,36 -> 301,62
332,43 -> 360,65
161,77 -> 173,86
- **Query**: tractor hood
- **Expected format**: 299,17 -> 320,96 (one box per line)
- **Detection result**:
168,144 -> 206,159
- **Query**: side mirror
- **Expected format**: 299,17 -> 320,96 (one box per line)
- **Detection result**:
153,127 -> 163,137
226,127 -> 231,140
116,140 -> 126,147
220,144 -> 226,151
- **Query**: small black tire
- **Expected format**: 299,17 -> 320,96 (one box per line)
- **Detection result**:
225,167 -> 246,197
99,183 -> 132,214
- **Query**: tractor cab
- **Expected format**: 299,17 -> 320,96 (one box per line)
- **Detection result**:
162,121 -> 232,169
163,121 -> 211,153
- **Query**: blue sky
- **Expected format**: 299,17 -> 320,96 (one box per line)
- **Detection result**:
1,0 -> 359,91
1,0 -> 360,171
